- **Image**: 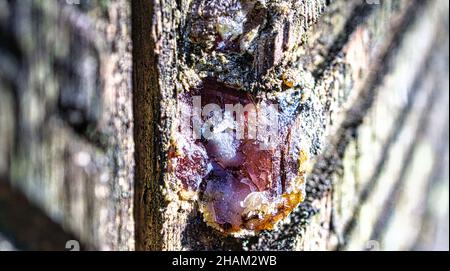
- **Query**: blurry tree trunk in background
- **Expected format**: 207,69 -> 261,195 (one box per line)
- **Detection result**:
0,0 -> 449,251
0,0 -> 134,250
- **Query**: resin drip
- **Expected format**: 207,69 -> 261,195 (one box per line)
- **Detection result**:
169,79 -> 306,234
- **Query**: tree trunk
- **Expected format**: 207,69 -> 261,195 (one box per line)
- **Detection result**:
0,0 -> 448,251
0,0 -> 134,251
132,0 -> 449,251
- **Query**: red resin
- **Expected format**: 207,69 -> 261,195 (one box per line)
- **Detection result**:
170,139 -> 209,193
170,79 -> 305,233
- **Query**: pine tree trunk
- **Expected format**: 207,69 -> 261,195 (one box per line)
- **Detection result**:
132,0 -> 449,251
0,0 -> 134,251
1,0 -> 448,251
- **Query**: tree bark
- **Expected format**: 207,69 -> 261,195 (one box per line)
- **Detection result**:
132,0 -> 449,250
0,0 -> 448,251
0,0 -> 134,251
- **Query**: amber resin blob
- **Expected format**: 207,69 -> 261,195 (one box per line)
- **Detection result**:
169,79 -> 308,235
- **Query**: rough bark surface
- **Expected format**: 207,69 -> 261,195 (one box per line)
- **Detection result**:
133,0 -> 449,251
